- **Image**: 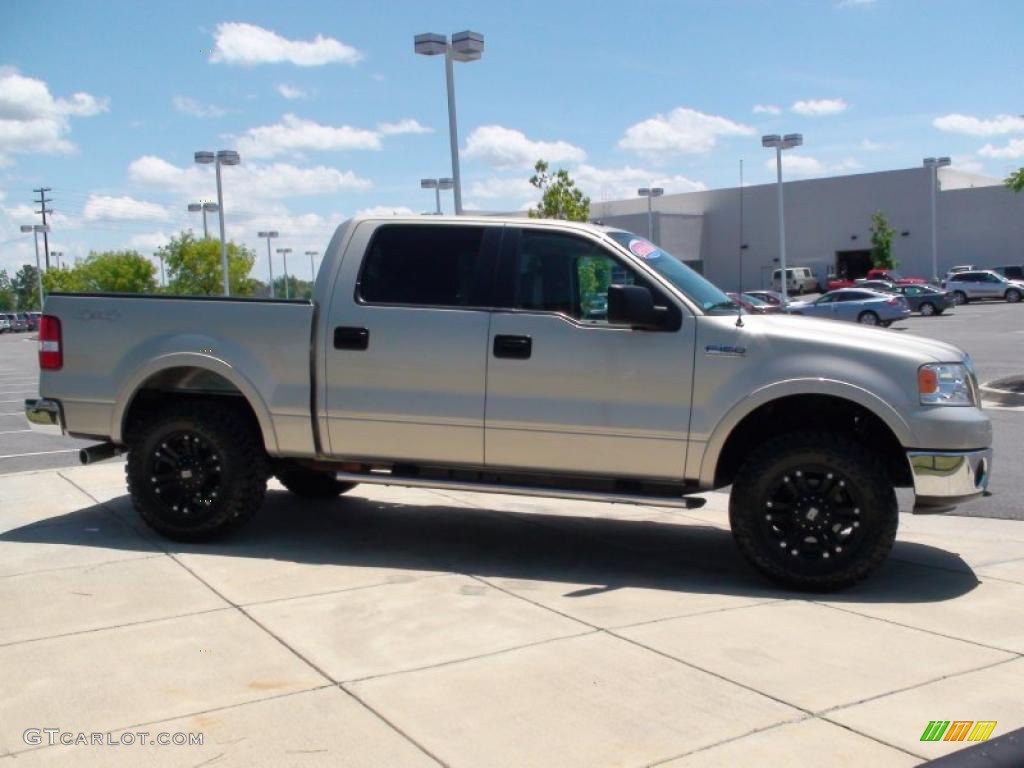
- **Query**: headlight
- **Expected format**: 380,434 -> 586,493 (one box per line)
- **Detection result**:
918,363 -> 976,406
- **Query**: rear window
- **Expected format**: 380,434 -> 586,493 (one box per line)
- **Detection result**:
358,224 -> 488,307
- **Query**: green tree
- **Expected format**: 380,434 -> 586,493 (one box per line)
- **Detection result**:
42,265 -> 89,294
869,211 -> 898,270
0,270 -> 16,310
1006,168 -> 1024,193
157,231 -> 257,296
11,265 -> 42,310
271,275 -> 313,300
528,159 -> 591,221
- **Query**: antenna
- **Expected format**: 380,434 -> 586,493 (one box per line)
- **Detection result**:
736,159 -> 744,328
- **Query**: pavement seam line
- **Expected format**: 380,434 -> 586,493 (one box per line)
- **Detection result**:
604,596 -> 791,631
3,684 -> 337,759
57,474 -> 449,768
814,599 -> 1024,657
335,684 -> 448,767
0,553 -> 164,581
238,572 -> 452,608
816,714 -> 929,762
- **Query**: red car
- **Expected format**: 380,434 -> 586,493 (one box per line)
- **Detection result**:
727,292 -> 784,314
827,268 -> 927,291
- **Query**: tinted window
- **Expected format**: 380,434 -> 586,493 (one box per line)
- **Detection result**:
359,224 -> 488,306
844,291 -> 872,301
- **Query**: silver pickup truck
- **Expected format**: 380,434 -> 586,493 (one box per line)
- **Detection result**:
26,216 -> 992,590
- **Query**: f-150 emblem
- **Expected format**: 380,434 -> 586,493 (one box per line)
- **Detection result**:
705,344 -> 746,356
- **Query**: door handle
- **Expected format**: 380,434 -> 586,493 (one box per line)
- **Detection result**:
334,326 -> 369,350
493,334 -> 532,359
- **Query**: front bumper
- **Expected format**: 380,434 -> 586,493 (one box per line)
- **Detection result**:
908,448 -> 992,513
25,398 -> 64,436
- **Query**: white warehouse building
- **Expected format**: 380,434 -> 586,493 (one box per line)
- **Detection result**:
589,166 -> 1024,292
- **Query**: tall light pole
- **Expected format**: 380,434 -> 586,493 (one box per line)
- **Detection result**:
19,224 -> 47,309
762,133 -> 803,305
194,150 -> 240,295
187,202 -> 219,239
258,231 -> 279,298
49,251 -> 63,270
637,187 -> 664,242
305,250 -> 318,284
277,247 -> 292,299
155,252 -> 166,287
414,31 -> 484,216
420,177 -> 454,214
923,157 -> 951,283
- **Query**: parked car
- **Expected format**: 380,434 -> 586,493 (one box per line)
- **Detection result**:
26,216 -> 992,591
992,265 -> 1024,281
772,267 -> 820,295
895,284 -> 953,316
855,279 -> 899,293
743,290 -> 785,306
16,313 -> 33,331
4,313 -> 27,332
24,311 -> 41,331
941,265 -> 975,286
787,288 -> 911,326
726,292 -> 784,314
0,315 -> 10,333
828,269 -> 926,291
944,270 -> 1024,304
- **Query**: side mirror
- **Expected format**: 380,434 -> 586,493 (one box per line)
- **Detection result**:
608,285 -> 661,329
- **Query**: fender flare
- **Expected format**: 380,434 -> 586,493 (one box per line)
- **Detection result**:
110,352 -> 278,452
698,378 -> 915,488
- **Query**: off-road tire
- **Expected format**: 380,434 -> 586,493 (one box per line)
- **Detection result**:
126,399 -> 268,541
276,464 -> 357,498
729,431 -> 898,591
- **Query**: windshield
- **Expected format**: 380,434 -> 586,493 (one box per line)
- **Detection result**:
606,231 -> 734,313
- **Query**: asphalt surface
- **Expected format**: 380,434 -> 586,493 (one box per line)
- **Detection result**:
1,301 -> 1020,518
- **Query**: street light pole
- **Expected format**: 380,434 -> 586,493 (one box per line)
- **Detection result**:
415,31 -> 484,216
637,187 -> 664,242
19,224 -> 48,309
420,178 -> 454,214
306,251 -> 318,283
923,157 -> 951,282
762,133 -> 803,306
258,231 -> 279,298
156,252 -> 165,287
50,251 -> 63,270
195,150 -> 240,296
277,248 -> 292,299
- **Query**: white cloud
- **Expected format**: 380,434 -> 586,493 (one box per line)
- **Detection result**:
84,195 -> 170,222
236,114 -> 381,157
463,125 -> 586,169
837,0 -> 875,7
128,231 -> 173,251
468,177 -> 537,200
753,104 -> 781,115
933,113 -> 1024,137
128,155 -> 372,201
276,84 -> 308,100
618,108 -> 754,155
791,98 -> 847,116
377,118 -> 432,136
978,139 -> 1024,159
211,22 -> 362,67
763,154 -> 862,177
574,164 -> 706,200
0,68 -> 107,162
356,205 -> 417,217
949,157 -> 986,174
859,138 -> 884,151
172,95 -> 226,118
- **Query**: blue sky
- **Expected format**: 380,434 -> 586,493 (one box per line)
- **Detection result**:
1,0 -> 1022,278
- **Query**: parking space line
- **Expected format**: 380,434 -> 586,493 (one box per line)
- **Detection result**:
0,429 -> 31,435
0,449 -> 79,460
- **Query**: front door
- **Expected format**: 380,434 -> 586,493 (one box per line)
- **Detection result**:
484,228 -> 695,480
323,222 -> 499,465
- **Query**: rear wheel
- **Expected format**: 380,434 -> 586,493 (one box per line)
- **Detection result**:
729,431 -> 898,591
126,400 -> 268,541
276,464 -> 357,498
1006,289 -> 1021,303
951,291 -> 968,305
919,302 -> 936,316
857,311 -> 880,325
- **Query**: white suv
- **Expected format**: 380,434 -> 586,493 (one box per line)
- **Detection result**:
945,270 -> 1024,304
772,267 -> 820,295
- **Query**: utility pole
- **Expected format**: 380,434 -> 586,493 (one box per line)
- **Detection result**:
33,188 -> 53,269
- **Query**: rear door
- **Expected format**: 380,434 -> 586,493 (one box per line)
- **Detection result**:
483,227 -> 694,480
323,222 -> 500,465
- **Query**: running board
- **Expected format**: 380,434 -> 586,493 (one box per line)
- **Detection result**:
332,471 -> 707,510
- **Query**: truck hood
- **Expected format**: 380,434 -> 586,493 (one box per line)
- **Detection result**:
735,314 -> 966,364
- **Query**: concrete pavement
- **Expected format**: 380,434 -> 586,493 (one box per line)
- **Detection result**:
2,463 -> 1023,766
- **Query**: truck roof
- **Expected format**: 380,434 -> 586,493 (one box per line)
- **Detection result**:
343,214 -> 620,236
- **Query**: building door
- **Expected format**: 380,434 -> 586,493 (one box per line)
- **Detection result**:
834,250 -> 873,280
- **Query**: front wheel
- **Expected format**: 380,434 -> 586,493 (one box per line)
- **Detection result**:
276,464 -> 357,498
1006,289 -> 1021,303
857,311 -> 880,325
919,302 -> 936,316
729,431 -> 898,591
126,400 -> 268,541
951,291 -> 968,305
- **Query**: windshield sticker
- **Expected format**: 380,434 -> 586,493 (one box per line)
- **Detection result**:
629,239 -> 658,259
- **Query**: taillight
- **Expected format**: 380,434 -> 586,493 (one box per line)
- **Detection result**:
886,297 -> 900,306
39,315 -> 62,370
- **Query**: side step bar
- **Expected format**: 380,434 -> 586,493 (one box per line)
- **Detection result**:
332,471 -> 707,510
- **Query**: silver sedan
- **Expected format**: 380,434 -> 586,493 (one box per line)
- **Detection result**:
788,288 -> 911,326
